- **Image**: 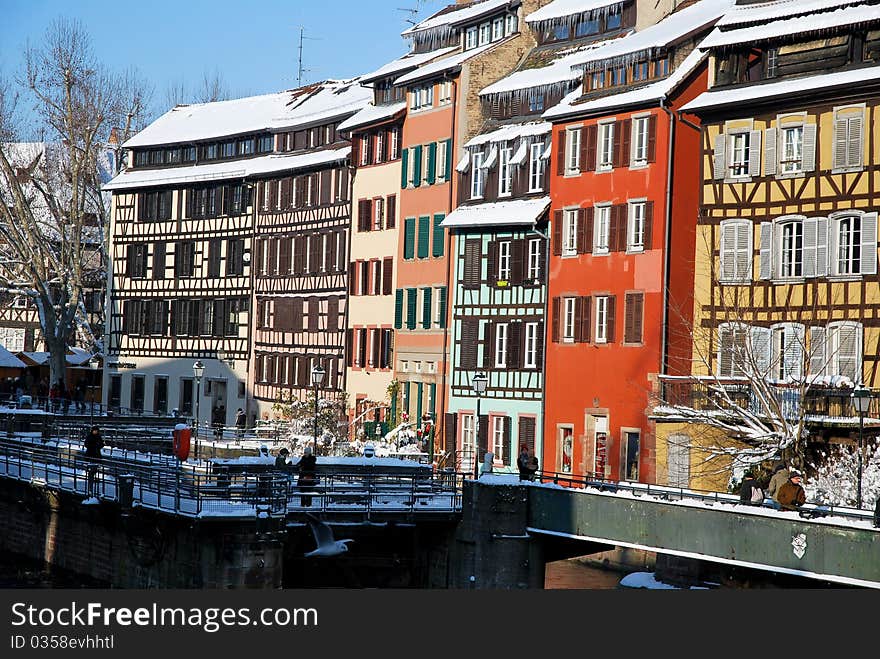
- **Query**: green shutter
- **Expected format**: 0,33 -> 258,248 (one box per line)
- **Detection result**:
444,138 -> 452,181
394,289 -> 403,329
413,145 -> 423,187
403,381 -> 410,415
418,216 -> 430,258
416,382 -> 424,423
438,286 -> 447,329
429,383 -> 436,419
426,142 -> 437,184
406,288 -> 417,329
404,217 -> 416,260
422,287 -> 433,329
433,213 -> 445,257
401,148 -> 409,188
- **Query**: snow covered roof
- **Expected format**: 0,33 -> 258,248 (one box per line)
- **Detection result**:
681,65 -> 880,114
337,101 -> 406,134
17,349 -> 93,367
716,0 -> 868,28
464,121 -> 550,147
525,0 -> 622,25
103,146 -> 350,191
359,47 -> 459,84
702,3 -> 880,49
440,196 -> 550,228
544,47 -> 707,120
395,42 -> 498,85
402,0 -> 513,37
123,80 -> 370,148
0,345 -> 26,369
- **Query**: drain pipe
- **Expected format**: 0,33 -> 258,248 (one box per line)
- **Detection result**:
531,220 -> 550,466
659,96 -> 676,377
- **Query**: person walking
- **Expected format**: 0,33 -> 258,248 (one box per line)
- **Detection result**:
517,445 -> 531,481
739,469 -> 764,506
775,469 -> 807,511
234,407 -> 246,441
83,425 -> 104,498
212,404 -> 226,440
297,445 -> 318,507
766,461 -> 789,502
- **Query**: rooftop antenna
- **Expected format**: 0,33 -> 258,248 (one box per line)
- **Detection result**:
397,7 -> 420,26
296,26 -> 321,86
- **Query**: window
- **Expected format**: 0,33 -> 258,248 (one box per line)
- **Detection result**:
576,17 -> 599,38
127,244 -> 148,278
624,292 -> 644,344
833,213 -> 877,276
462,414 -> 475,462
494,323 -> 508,368
717,322 -> 750,377
175,241 -> 196,278
479,22 -> 491,45
606,7 -> 622,30
632,60 -> 649,82
598,122 -> 614,170
498,240 -> 511,281
471,152 -> 485,199
528,91 -> 544,113
628,202 -> 645,251
237,138 -> 254,156
527,238 -> 541,281
611,65 -> 627,86
729,132 -> 751,178
591,70 -> 605,90
524,322 -> 539,368
631,117 -> 649,165
390,127 -> 400,160
257,135 -> 273,153
492,416 -> 507,464
374,197 -> 384,231
771,323 -> 805,380
719,219 -> 753,282
411,84 -> 433,111
220,141 -> 235,158
765,48 -> 778,78
562,209 -> 578,257
563,297 -> 576,343
828,321 -> 863,382
780,126 -> 804,174
595,296 -> 610,343
437,140 -> 448,181
492,16 -> 504,41
594,205 -> 610,254
779,220 -> 803,278
565,127 -> 581,174
439,81 -> 453,105
654,56 -> 669,77
504,13 -> 517,35
498,146 -> 513,196
529,142 -> 545,191
465,26 -> 478,49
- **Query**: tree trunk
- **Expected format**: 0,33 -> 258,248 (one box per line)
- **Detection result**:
46,335 -> 67,393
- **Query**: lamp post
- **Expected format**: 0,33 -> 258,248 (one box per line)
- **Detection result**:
193,360 -> 204,461
851,384 -> 871,509
471,372 -> 488,480
311,364 -> 325,455
88,355 -> 100,423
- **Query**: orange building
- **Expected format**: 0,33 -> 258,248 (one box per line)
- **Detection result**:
542,1 -> 728,483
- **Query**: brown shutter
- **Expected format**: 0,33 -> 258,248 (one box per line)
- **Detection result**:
585,125 -> 598,172
584,207 -> 594,254
646,114 -> 657,163
551,297 -> 561,343
308,297 -> 319,332
292,297 -> 304,332
519,417 -> 536,454
612,205 -> 627,252
486,240 -> 498,286
477,414 -> 489,460
347,328 -> 354,367
625,292 -> 644,344
508,322 -> 522,369
620,119 -> 632,168
327,296 -> 338,332
624,293 -> 635,343
576,209 -> 587,254
349,262 -> 357,295
510,239 -> 525,284
536,322 -> 545,368
552,210 -> 563,256
320,170 -> 331,205
612,121 -> 623,168
460,319 -> 479,370
578,296 -> 592,343
324,231 -> 334,271
483,322 -> 495,368
556,128 -> 566,176
382,258 -> 393,295
607,295 -> 616,343
643,201 -> 654,250
444,412 -> 457,458
386,194 -> 396,229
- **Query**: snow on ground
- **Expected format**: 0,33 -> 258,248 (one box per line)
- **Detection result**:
619,571 -> 710,590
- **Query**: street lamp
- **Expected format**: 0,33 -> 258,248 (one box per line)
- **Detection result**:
471,372 -> 488,480
88,355 -> 100,421
851,383 -> 871,509
193,360 -> 205,461
311,363 -> 325,455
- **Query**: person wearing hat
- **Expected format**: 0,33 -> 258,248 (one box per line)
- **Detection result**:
775,468 -> 806,511
275,447 -> 290,470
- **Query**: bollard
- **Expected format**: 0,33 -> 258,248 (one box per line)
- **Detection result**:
118,474 -> 135,509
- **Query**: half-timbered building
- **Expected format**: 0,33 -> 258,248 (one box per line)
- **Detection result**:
541,0 -> 729,483
653,0 -> 880,489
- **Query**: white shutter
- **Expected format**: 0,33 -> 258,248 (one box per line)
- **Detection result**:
736,221 -> 752,281
667,434 -> 690,488
815,216 -> 828,277
861,212 -> 877,275
763,127 -> 777,176
748,130 -> 762,177
750,326 -> 772,378
783,324 -> 805,380
802,123 -> 817,173
759,222 -> 773,279
718,324 -> 732,377
720,222 -> 735,280
802,217 -> 818,278
809,326 -> 826,380
834,323 -> 862,382
713,133 -> 726,180
833,117 -> 848,169
847,114 -> 864,168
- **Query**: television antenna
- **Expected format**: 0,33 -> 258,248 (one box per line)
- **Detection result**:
296,26 -> 322,86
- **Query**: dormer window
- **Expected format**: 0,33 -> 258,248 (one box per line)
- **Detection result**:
528,91 -> 544,113
575,17 -> 599,38
590,70 -> 605,90
492,16 -> 504,41
505,13 -> 517,36
466,26 -> 478,49
606,6 -> 622,30
632,60 -> 649,82
479,22 -> 491,46
611,65 -> 627,86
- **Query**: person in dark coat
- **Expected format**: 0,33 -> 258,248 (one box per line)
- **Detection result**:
275,447 -> 290,470
212,405 -> 226,440
517,445 -> 531,481
83,425 -> 104,497
739,470 -> 764,506
297,445 -> 318,507
775,469 -> 807,511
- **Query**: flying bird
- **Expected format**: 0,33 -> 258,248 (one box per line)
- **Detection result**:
304,512 -> 353,558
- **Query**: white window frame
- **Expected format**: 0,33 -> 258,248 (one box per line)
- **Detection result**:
524,322 -> 539,368
436,140 -> 448,181
562,209 -> 578,257
834,213 -> 862,276
492,415 -> 506,464
407,147 -> 416,187
373,197 -> 384,231
495,322 -> 508,368
422,146 -> 431,183
563,297 -> 576,343
565,127 -> 581,175
528,142 -> 544,192
828,321 -> 863,382
492,16 -> 504,41
433,286 -> 444,328
527,238 -> 541,281
504,13 -> 517,35
498,240 -> 511,280
374,132 -> 384,165
595,296 -> 609,343
390,127 -> 400,160
498,146 -> 513,196
780,125 -> 804,175
598,121 -> 614,171
728,131 -> 751,178
470,152 -> 485,199
594,204 -> 610,255
631,117 -> 649,166
439,81 -> 453,106
777,218 -> 804,279
360,135 -> 370,166
465,26 -> 478,50
627,200 -> 646,252
479,22 -> 491,45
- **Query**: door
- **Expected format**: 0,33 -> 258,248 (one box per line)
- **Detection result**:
593,416 -> 608,477
668,434 -> 690,488
623,431 -> 640,482
153,377 -> 168,415
210,379 -> 228,426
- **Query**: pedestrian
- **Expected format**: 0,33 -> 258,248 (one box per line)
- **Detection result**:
739,469 -> 764,506
275,447 -> 290,470
517,444 -> 531,481
297,445 -> 318,507
766,461 -> 790,503
526,449 -> 539,481
58,380 -> 70,414
234,407 -> 246,441
74,377 -> 87,413
212,404 -> 225,440
775,468 -> 807,511
83,425 -> 104,498
48,380 -> 60,413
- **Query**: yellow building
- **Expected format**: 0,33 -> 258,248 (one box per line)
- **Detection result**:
653,0 -> 880,488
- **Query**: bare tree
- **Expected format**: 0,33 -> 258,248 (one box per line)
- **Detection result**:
0,18 -> 151,386
196,69 -> 230,104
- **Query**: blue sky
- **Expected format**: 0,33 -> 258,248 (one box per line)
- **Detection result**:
0,0 -> 446,117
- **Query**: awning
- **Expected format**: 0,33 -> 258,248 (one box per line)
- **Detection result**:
456,153 -> 470,173
509,141 -> 529,166
479,146 -> 498,169
440,196 -> 551,229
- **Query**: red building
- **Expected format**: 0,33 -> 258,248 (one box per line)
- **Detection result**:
542,1 -> 727,483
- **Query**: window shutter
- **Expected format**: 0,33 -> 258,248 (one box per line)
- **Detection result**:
438,286 -> 447,329
833,117 -> 848,169
763,127 -> 777,177
614,205 -> 628,252
461,319 -> 479,369
153,241 -> 165,280
536,322 -> 544,368
784,324 -> 805,379
718,324 -> 732,377
606,295 -> 616,343
394,289 -> 403,329
508,322 -> 522,369
847,114 -> 864,168
347,328 -> 354,367
426,142 -> 437,184
584,207 -> 594,254
748,130 -> 762,177
802,123 -> 817,173
612,121 -> 624,168
625,292 -> 643,344
404,217 -> 415,259
620,119 -> 631,168
577,296 -> 592,343
413,145 -> 423,187
502,417 -> 512,467
713,133 -> 726,180
357,199 -> 367,231
432,214 -> 445,257
836,323 -> 862,381
510,239 -> 525,284
482,322 -> 495,369
292,297 -> 303,332
552,210 -> 563,256
575,209 -> 587,254
418,216 -> 430,258
444,139 -> 453,180
386,194 -> 396,229
327,296 -> 339,333
445,412 -> 457,459
486,240 -> 499,286
809,326 -> 826,379
585,125 -> 598,172
478,414 -> 489,462
737,221 -> 752,281
552,297 -> 561,343
643,202 -> 654,250
802,217 -> 818,279
746,325 -> 769,377
519,417 -> 536,454
861,212 -> 877,275
422,287 -> 432,329
646,114 -> 657,163
308,297 -> 319,332
759,222 -> 773,279
401,148 -> 409,188
556,129 -> 566,176
382,258 -> 393,296
720,222 -> 735,280
406,288 -> 417,330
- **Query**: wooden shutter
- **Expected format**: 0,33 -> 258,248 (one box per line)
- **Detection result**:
502,417 -> 512,467
461,319 -> 479,370
477,414 -> 489,461
803,217 -> 819,278
624,292 -> 644,344
536,322 -> 545,368
432,214 -> 445,257
486,240 -> 498,286
606,295 -> 616,343
720,222 -> 735,280
802,123 -> 817,172
418,216 -> 430,258
444,412 -> 457,459
848,114 -> 864,168
713,133 -> 726,180
510,239 -> 525,284
320,170 -> 331,205
404,218 -> 415,259
401,148 -> 409,188
556,128 -> 566,176
508,322 -> 522,369
422,287 -> 432,329
519,417 -> 536,454
552,297 -> 561,343
620,119 -> 631,168
386,194 -> 396,229
585,125 -> 598,172
346,328 -> 354,367
809,326 -> 826,378
575,209 -> 586,254
612,121 -> 623,168
861,212 -> 878,275
382,258 -> 393,295
308,297 -> 319,332
444,139 -> 453,180
552,210 -> 563,256
759,222 -> 773,279
646,114 -> 657,163
438,286 -> 447,329
763,127 -> 777,176
413,145 -> 423,187
327,297 -> 338,332
464,239 -> 481,287
748,130 -> 762,177
394,289 -> 403,329
482,322 -> 495,368
406,288 -> 417,330
643,201 -> 654,250
576,296 -> 591,343
426,142 -> 437,184
153,242 -> 165,280
292,297 -> 303,332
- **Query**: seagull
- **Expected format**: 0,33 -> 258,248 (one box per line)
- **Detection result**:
304,512 -> 353,558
